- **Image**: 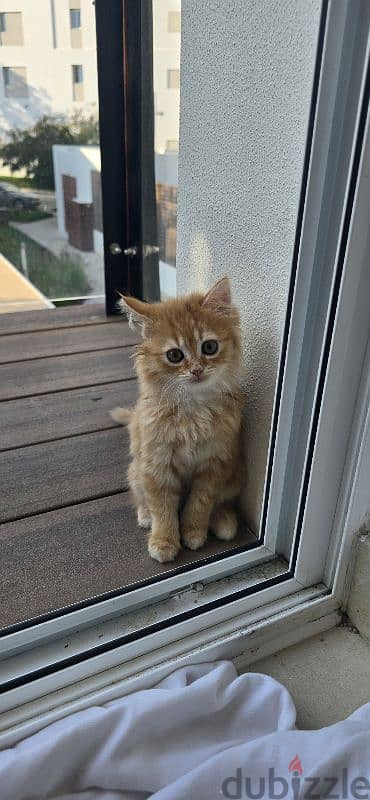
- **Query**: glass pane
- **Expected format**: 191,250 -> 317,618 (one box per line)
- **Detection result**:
0,1 -> 104,313
0,0 -> 344,640
153,0 -> 180,299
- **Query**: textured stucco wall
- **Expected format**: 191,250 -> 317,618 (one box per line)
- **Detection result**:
176,0 -> 322,533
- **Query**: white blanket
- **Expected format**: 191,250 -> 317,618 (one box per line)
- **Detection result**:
1,661 -> 370,799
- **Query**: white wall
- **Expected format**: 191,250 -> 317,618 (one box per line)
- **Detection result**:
52,144 -> 100,240
176,0 -> 321,533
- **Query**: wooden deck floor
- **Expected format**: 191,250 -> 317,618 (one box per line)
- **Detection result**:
0,304 -> 253,631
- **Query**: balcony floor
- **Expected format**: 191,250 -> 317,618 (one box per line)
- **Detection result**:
0,303 -> 254,631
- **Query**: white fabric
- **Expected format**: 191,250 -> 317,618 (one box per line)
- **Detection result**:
1,661 -> 370,799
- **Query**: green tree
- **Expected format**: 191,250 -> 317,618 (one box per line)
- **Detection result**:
69,110 -> 99,145
0,113 -> 99,189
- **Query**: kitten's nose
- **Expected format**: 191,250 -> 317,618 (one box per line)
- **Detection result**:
190,366 -> 204,380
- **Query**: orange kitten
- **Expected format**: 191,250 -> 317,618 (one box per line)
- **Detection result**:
111,277 -> 245,563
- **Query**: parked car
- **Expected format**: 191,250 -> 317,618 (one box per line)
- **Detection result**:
0,185 -> 40,210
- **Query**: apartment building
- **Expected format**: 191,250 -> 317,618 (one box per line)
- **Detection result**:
153,0 -> 181,153
0,0 -> 181,153
0,0 -> 97,139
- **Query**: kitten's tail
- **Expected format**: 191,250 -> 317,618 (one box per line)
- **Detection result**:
109,406 -> 132,425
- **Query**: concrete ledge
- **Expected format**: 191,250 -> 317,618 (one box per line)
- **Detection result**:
348,527 -> 370,640
240,625 -> 370,729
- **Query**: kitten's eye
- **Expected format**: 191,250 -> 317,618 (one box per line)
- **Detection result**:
166,347 -> 184,364
201,339 -> 218,356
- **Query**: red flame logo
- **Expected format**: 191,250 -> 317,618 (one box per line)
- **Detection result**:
288,755 -> 303,775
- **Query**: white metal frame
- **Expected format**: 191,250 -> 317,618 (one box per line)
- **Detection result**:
262,0 -> 350,556
294,96 -> 370,586
0,0 -> 369,735
0,558 -> 288,681
0,543 -> 275,658
0,582 -> 339,740
326,338 -> 370,602
263,0 -> 370,563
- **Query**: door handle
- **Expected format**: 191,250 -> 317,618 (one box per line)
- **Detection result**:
119,244 -> 159,258
143,244 -> 160,257
111,244 -> 159,258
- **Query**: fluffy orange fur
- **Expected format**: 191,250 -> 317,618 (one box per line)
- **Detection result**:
111,277 -> 245,563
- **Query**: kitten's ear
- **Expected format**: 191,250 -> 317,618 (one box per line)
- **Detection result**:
202,277 -> 232,311
119,295 -> 157,337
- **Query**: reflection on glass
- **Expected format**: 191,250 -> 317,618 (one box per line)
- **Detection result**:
153,0 -> 180,299
0,0 -> 103,312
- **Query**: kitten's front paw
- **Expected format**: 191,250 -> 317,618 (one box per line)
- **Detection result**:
182,528 -> 208,551
137,505 -> 151,529
210,507 -> 238,541
148,534 -> 180,563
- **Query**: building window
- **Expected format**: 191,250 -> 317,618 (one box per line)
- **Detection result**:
70,8 -> 81,29
3,66 -> 28,98
168,11 -> 180,33
167,68 -> 180,90
0,11 -> 24,45
72,64 -> 83,83
70,6 -> 82,48
72,64 -> 84,100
